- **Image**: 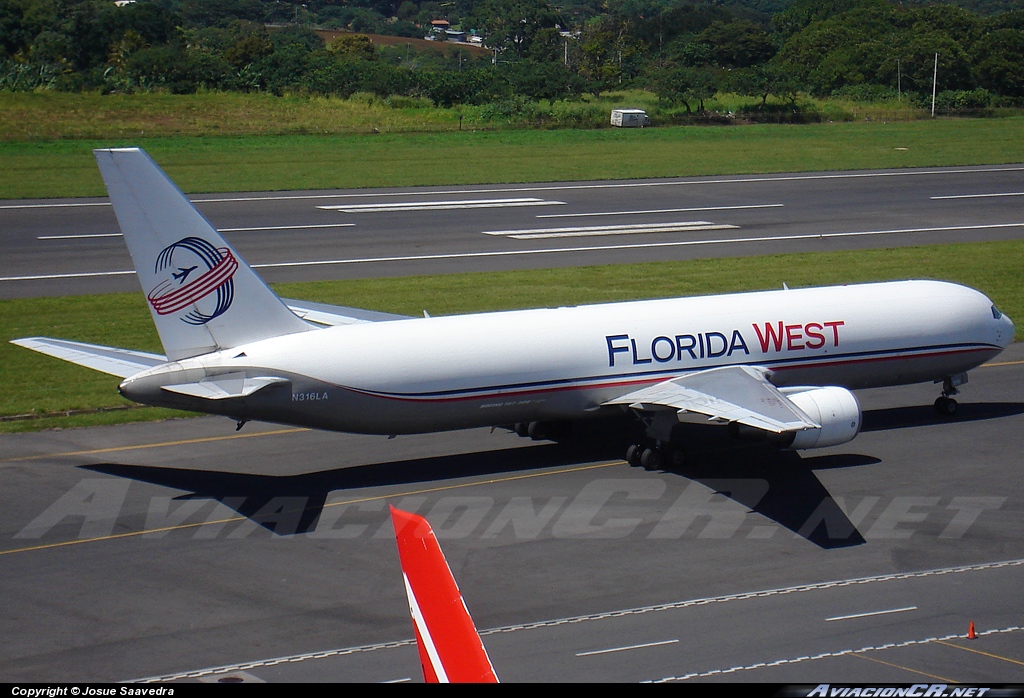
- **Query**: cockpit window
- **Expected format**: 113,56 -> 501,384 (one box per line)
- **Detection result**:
992,305 -> 1003,320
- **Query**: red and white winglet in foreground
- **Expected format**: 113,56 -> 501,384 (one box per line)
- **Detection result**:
390,505 -> 499,683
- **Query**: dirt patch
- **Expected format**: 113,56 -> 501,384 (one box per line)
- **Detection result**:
314,29 -> 488,57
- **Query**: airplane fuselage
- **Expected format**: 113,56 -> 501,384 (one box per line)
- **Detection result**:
119,280 -> 1013,435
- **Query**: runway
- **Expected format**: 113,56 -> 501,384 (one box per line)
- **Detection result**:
2,164 -> 1024,298
1,343 -> 1022,682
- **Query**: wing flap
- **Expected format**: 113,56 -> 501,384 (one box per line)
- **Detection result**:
10,337 -> 166,378
283,298 -> 411,327
161,374 -> 289,400
605,365 -> 819,433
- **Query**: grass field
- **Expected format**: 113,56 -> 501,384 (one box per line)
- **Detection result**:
2,115 -> 1023,199
2,93 -> 1021,431
0,90 -> 931,141
3,239 -> 1022,433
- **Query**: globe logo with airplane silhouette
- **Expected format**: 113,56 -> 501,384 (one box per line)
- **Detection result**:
146,237 -> 238,325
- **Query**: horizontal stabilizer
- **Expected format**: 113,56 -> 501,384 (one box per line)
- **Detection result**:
10,337 -> 166,378
282,298 -> 410,326
605,365 -> 819,433
161,374 -> 289,400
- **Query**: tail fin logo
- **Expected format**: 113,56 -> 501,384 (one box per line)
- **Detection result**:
147,237 -> 238,325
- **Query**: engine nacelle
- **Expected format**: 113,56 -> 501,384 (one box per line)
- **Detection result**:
782,386 -> 862,450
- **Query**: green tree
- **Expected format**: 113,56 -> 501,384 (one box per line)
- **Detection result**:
472,0 -> 564,59
695,20 -> 775,68
650,64 -> 718,113
970,27 -> 1024,98
576,15 -> 645,90
223,23 -> 274,69
328,33 -> 377,61
728,62 -> 801,106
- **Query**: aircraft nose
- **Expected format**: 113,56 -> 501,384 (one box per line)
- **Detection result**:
1001,313 -> 1015,347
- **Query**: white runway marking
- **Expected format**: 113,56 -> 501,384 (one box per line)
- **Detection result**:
4,222 -> 1023,283
0,270 -> 137,281
0,202 -> 111,209
130,558 -> 1024,683
35,223 -> 355,241
483,221 -> 738,239
179,166 -> 1024,201
536,203 -> 784,218
5,165 -> 1023,209
576,639 -> 679,657
647,625 -> 1024,682
931,192 -> 1024,200
317,198 -> 565,213
216,223 -> 356,232
36,233 -> 122,240
825,606 -> 917,622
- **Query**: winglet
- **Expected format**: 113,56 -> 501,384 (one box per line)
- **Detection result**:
390,506 -> 498,683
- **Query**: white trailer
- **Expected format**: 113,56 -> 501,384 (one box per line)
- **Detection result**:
610,108 -> 650,127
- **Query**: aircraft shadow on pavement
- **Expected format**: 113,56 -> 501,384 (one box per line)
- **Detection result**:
860,401 -> 1024,433
660,400 -> 1024,549
666,447 -> 877,549
80,402 -> 1021,545
81,424 -> 878,549
81,443 -> 604,537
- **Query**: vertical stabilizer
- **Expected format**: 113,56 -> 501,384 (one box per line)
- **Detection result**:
390,506 -> 499,683
94,148 -> 309,361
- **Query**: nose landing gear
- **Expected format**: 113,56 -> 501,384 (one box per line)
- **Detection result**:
934,373 -> 968,416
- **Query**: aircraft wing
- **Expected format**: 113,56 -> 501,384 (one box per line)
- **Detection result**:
603,365 -> 820,433
10,337 -> 167,378
282,298 -> 411,327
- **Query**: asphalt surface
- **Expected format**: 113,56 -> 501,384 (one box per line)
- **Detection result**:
2,164 -> 1024,298
1,342 -> 1022,683
1,165 -> 1022,683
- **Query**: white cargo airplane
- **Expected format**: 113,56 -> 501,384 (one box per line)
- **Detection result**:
12,149 -> 1015,468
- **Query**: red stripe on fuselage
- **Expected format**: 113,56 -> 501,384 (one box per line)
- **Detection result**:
338,346 -> 995,404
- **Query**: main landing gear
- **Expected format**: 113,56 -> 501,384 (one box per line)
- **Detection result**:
934,373 -> 968,416
625,442 -> 685,471
512,420 -> 571,441
623,410 -> 685,471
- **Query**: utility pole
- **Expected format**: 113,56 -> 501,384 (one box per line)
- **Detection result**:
931,52 -> 939,117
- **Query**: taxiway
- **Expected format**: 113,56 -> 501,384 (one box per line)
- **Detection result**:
1,345 -> 1021,682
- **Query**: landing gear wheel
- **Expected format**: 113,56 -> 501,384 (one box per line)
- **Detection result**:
640,447 -> 663,471
934,396 -> 958,416
625,443 -> 643,467
668,449 -> 686,469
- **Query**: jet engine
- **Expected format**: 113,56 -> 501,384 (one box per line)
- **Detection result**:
781,386 -> 861,450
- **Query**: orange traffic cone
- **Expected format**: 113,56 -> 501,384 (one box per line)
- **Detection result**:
968,621 -> 977,640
